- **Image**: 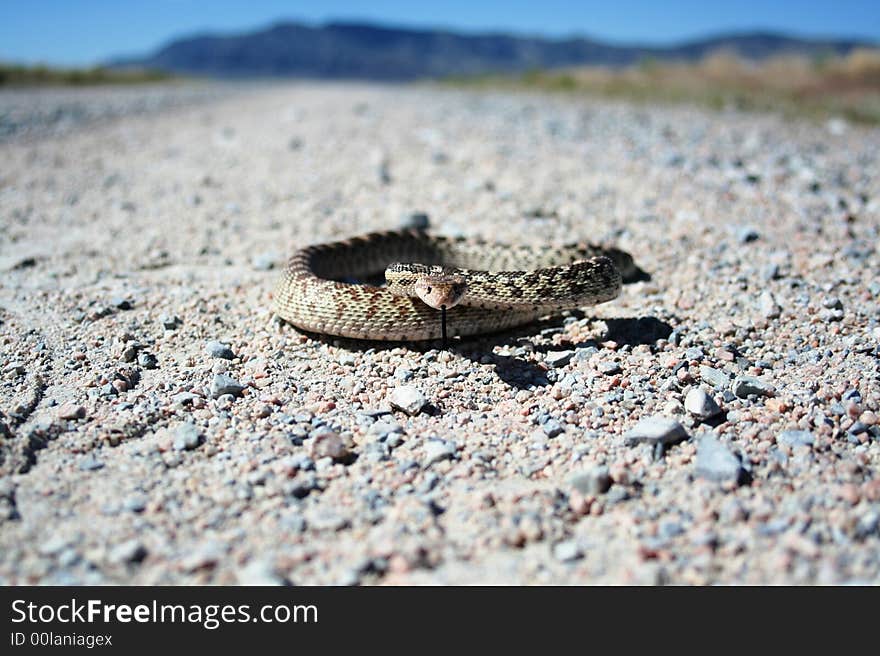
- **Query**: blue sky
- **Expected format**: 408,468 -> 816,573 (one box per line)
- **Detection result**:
1,0 -> 878,66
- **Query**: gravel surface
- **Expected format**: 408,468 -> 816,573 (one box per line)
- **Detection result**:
1,82 -> 879,584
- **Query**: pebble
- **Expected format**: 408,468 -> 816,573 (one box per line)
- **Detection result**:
699,365 -> 730,389
598,361 -> 622,375
160,314 -> 182,330
78,456 -> 104,471
695,435 -> 745,485
759,291 -> 781,319
210,374 -> 245,399
684,387 -> 722,420
57,403 -> 86,420
568,466 -> 612,496
109,539 -> 148,565
732,376 -> 775,398
137,352 -> 158,369
545,350 -> 574,367
541,419 -> 564,438
172,423 -> 202,451
423,439 -> 457,466
777,430 -> 815,449
400,211 -> 430,230
623,416 -> 688,446
206,340 -> 235,360
311,431 -> 350,462
389,385 -> 427,416
552,540 -> 583,562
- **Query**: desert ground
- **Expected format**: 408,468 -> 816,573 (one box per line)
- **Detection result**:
0,82 -> 878,584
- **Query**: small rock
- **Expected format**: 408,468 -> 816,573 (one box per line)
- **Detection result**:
109,539 -> 148,564
777,430 -> 814,449
623,416 -> 688,446
401,212 -> 430,230
541,419 -> 564,438
699,365 -> 730,389
737,226 -> 760,243
684,387 -> 722,420
78,456 -> 104,471
173,423 -> 201,451
568,466 -> 612,496
598,361 -> 622,375
311,431 -> 350,462
210,374 -> 245,399
423,439 -> 456,466
758,291 -> 781,319
206,340 -> 235,360
553,540 -> 583,562
57,403 -> 86,420
545,350 -> 574,367
389,385 -> 427,416
695,435 -> 746,485
112,297 -> 133,310
160,314 -> 182,330
123,493 -> 148,513
137,352 -> 158,369
732,376 -> 775,398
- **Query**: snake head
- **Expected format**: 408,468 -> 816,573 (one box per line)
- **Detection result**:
414,275 -> 467,310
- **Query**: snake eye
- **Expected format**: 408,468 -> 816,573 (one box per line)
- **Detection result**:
426,286 -> 432,294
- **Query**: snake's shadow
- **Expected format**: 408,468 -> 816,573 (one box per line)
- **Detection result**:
288,314 -> 673,391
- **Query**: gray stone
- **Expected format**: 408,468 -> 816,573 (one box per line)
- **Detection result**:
389,385 -> 427,416
552,540 -> 583,562
206,340 -> 235,360
123,493 -> 148,513
599,361 -> 622,375
777,430 -> 815,449
423,439 -> 456,466
758,291 -> 781,319
732,376 -> 775,398
737,226 -> 760,243
78,456 -> 104,471
541,419 -> 564,438
160,314 -> 182,330
400,212 -> 430,230
568,466 -> 612,496
545,350 -> 574,367
684,387 -> 722,420
210,374 -> 245,399
699,365 -> 730,389
137,352 -> 158,369
109,539 -> 148,564
173,423 -> 201,451
695,435 -> 745,485
623,416 -> 688,446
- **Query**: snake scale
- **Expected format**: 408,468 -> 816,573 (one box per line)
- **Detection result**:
273,229 -> 633,341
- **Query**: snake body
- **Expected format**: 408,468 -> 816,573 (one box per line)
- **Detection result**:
273,230 -> 630,341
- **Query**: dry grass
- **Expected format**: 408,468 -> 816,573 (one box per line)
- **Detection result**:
447,48 -> 880,124
0,63 -> 174,87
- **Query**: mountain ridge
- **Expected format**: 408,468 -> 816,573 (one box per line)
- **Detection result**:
110,19 -> 877,80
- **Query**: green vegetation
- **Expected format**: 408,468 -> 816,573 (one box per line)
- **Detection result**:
444,48 -> 880,125
0,63 -> 174,87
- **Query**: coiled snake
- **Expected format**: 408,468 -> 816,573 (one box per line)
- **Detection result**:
273,230 -> 632,342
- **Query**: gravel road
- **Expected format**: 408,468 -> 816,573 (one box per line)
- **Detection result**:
1,81 -> 878,584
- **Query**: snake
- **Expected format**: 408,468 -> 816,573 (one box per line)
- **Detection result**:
272,229 -> 633,341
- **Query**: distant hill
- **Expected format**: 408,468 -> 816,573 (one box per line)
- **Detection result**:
110,20 -> 876,80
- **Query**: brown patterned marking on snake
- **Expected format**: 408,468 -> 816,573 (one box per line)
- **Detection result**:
273,230 -> 629,341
